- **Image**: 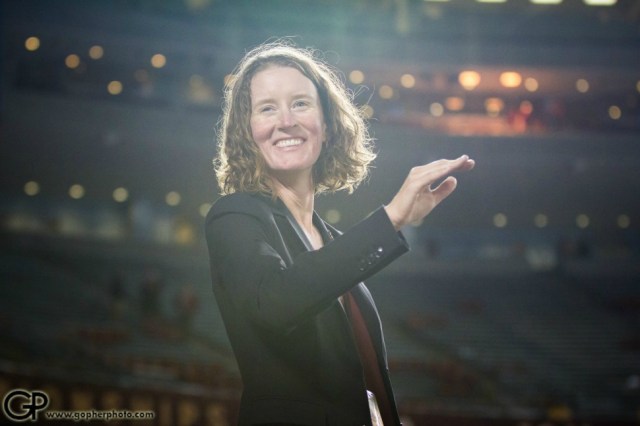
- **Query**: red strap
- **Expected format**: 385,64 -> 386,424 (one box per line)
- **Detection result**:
344,292 -> 395,426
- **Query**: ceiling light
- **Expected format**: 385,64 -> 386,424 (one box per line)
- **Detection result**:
430,102 -> 444,117
113,187 -> 129,203
617,214 -> 630,229
166,191 -> 181,206
534,214 -> 548,228
500,71 -> 522,88
151,54 -> 167,68
493,213 -> 508,228
25,36 -> 40,51
459,70 -> 481,90
24,181 -> 40,196
379,85 -> 394,99
65,54 -> 81,69
349,70 -> 365,85
485,97 -> 504,116
608,105 -> 622,120
576,79 -> 590,93
576,214 -> 590,229
69,184 -> 85,200
583,0 -> 616,5
89,45 -> 104,60
400,74 -> 416,89
445,97 -> 465,111
107,81 -> 123,95
524,77 -> 539,92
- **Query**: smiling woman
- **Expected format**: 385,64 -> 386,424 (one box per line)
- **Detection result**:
249,66 -> 326,181
206,40 -> 474,426
214,41 -> 376,197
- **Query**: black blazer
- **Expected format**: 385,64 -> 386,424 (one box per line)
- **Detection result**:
205,192 -> 409,426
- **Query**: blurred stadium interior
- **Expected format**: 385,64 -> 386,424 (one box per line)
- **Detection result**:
1,0 -> 639,425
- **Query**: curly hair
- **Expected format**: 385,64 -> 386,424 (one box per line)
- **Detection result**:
214,40 -> 376,195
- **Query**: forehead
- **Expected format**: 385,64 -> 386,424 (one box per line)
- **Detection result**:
249,65 -> 318,100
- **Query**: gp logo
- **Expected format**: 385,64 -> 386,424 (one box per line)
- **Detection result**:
2,389 -> 49,422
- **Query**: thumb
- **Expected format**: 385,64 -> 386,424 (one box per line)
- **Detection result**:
431,176 -> 458,205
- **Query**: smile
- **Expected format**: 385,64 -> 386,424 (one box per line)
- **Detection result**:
274,138 -> 304,147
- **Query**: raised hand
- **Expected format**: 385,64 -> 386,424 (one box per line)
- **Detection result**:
384,155 -> 475,230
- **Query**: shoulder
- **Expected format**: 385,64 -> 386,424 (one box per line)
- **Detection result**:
205,192 -> 276,226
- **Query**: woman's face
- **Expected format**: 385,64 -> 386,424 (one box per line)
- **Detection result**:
249,65 -> 326,180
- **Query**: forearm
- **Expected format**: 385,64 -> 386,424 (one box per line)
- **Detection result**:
207,207 -> 409,332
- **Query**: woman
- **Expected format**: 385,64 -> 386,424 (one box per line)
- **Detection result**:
205,41 -> 474,426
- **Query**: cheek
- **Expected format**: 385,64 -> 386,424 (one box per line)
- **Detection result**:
250,118 -> 269,145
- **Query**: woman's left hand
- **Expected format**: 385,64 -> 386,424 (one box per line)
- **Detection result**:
384,155 -> 475,230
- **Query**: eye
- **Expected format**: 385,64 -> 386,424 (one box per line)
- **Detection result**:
293,99 -> 310,109
258,104 -> 275,113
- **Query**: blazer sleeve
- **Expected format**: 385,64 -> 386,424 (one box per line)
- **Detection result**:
205,198 -> 409,334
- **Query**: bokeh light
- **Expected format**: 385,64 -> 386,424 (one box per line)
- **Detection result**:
493,213 -> 508,228
65,54 -> 81,69
400,74 -> 416,88
500,71 -> 522,88
25,36 -> 40,51
166,191 -> 181,206
150,53 -> 167,68
24,181 -> 40,196
88,45 -> 104,60
349,70 -> 365,84
458,70 -> 481,90
69,184 -> 85,200
576,79 -> 590,93
107,81 -> 123,95
112,187 -> 129,203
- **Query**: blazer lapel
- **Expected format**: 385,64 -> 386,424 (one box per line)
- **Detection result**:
315,215 -> 335,243
268,196 -> 379,369
267,195 -> 338,252
267,195 -> 315,252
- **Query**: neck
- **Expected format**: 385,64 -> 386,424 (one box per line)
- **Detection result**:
269,172 -> 315,229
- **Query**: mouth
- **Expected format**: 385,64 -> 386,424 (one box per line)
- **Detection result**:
274,138 -> 304,148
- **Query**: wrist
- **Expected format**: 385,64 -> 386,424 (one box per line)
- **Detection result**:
383,205 -> 402,231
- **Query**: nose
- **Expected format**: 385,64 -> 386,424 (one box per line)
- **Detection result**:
277,108 -> 296,129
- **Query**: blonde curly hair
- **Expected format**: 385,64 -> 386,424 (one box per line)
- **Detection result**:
214,41 -> 376,195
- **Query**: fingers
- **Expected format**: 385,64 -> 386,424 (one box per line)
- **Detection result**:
386,155 -> 475,230
457,158 -> 475,172
440,155 -> 475,174
410,155 -> 474,192
430,176 -> 458,205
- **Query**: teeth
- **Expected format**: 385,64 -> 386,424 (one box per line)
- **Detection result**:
275,138 -> 303,147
